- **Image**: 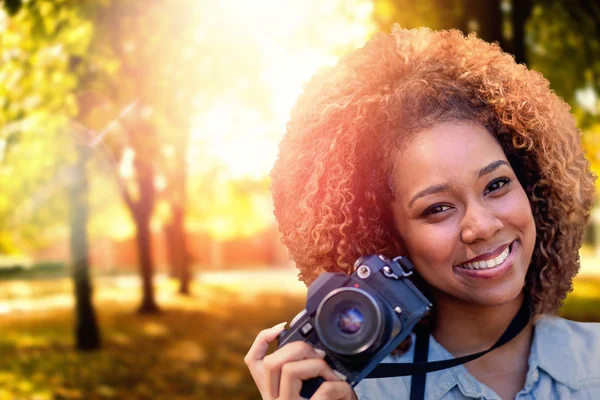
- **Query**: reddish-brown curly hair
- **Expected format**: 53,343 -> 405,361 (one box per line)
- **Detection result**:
271,26 -> 596,316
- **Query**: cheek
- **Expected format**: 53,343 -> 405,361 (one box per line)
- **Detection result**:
516,195 -> 536,254
495,189 -> 537,265
401,222 -> 458,270
499,190 -> 536,237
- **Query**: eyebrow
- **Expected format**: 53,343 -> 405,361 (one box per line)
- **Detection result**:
477,160 -> 509,178
407,160 -> 510,208
407,183 -> 451,208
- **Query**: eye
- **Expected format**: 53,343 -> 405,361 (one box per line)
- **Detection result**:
422,204 -> 451,216
484,177 -> 511,195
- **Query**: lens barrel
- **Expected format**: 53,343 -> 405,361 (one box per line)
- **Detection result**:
315,287 -> 390,357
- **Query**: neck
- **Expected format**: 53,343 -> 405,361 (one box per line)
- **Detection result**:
431,290 -> 530,357
430,291 -> 534,400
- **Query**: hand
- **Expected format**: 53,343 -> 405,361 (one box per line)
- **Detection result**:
244,322 -> 358,400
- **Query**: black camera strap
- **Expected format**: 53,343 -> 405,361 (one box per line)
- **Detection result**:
364,294 -> 531,399
409,324 -> 429,400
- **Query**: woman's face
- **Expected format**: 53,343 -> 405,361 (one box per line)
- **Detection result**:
390,121 -> 536,308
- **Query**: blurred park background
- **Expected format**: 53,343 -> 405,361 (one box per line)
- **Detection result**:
1,0 -> 600,399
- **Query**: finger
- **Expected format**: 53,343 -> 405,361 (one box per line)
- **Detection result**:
244,322 -> 287,364
279,358 -> 341,399
263,342 -> 326,399
311,381 -> 357,400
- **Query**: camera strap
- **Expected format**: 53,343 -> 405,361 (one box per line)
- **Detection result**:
409,324 -> 429,400
364,294 -> 531,398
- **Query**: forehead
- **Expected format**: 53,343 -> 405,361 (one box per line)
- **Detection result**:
390,121 -> 508,197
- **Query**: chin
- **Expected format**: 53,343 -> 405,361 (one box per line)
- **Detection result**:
469,286 -> 525,308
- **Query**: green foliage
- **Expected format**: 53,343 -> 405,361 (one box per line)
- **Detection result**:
521,2 -> 600,189
1,0 -> 381,255
581,122 -> 600,192
0,260 -> 66,280
0,1 -> 94,251
526,2 -> 600,112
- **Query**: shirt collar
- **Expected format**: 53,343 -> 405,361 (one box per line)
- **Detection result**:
382,316 -> 597,399
425,335 -> 502,400
530,315 -> 598,390
424,315 -> 597,398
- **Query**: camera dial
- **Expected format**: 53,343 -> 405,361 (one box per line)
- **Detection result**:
356,265 -> 371,279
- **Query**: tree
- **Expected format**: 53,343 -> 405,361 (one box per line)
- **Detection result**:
69,141 -> 102,350
508,0 -> 534,65
0,0 -> 101,349
80,0 -> 276,298
118,106 -> 162,313
76,0 -> 192,307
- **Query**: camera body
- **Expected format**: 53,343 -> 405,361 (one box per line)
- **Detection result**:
277,254 -> 432,398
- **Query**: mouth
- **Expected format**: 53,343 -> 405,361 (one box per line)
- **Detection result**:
455,241 -> 515,271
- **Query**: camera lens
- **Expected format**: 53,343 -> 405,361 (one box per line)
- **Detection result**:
315,287 -> 390,357
337,306 -> 364,334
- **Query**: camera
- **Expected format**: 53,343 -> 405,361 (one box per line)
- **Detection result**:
277,254 -> 432,398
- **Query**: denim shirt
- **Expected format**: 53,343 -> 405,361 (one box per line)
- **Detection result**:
353,316 -> 600,400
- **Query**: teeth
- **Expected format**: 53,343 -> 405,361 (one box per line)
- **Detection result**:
459,246 -> 510,270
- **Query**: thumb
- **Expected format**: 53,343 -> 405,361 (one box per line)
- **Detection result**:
245,322 -> 287,363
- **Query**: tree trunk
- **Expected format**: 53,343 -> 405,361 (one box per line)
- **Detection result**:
173,204 -> 191,294
135,209 -> 160,313
132,155 -> 160,314
511,0 -> 533,65
69,147 -> 101,351
164,206 -> 190,293
164,123 -> 191,295
459,0 -> 504,48
164,221 -> 179,278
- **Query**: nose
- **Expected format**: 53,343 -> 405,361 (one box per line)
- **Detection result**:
460,201 -> 503,243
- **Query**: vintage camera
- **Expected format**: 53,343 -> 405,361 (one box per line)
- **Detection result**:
277,254 -> 432,398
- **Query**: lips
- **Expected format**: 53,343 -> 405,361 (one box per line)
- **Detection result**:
456,242 -> 512,266
454,240 -> 519,279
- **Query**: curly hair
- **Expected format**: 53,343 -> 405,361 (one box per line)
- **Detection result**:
271,26 -> 596,316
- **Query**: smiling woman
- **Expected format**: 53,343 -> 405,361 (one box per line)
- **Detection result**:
245,26 -> 600,400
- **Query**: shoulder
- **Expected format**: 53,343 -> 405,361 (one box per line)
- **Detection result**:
532,315 -> 600,390
534,315 -> 600,353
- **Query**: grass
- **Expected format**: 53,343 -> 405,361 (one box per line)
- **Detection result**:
0,278 -> 306,400
0,273 -> 598,399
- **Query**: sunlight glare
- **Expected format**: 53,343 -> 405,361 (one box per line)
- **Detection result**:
119,147 -> 135,179
189,102 -> 278,180
0,138 -> 5,162
188,0 -> 375,181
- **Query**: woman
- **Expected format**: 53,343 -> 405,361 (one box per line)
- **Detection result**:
245,26 -> 599,399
